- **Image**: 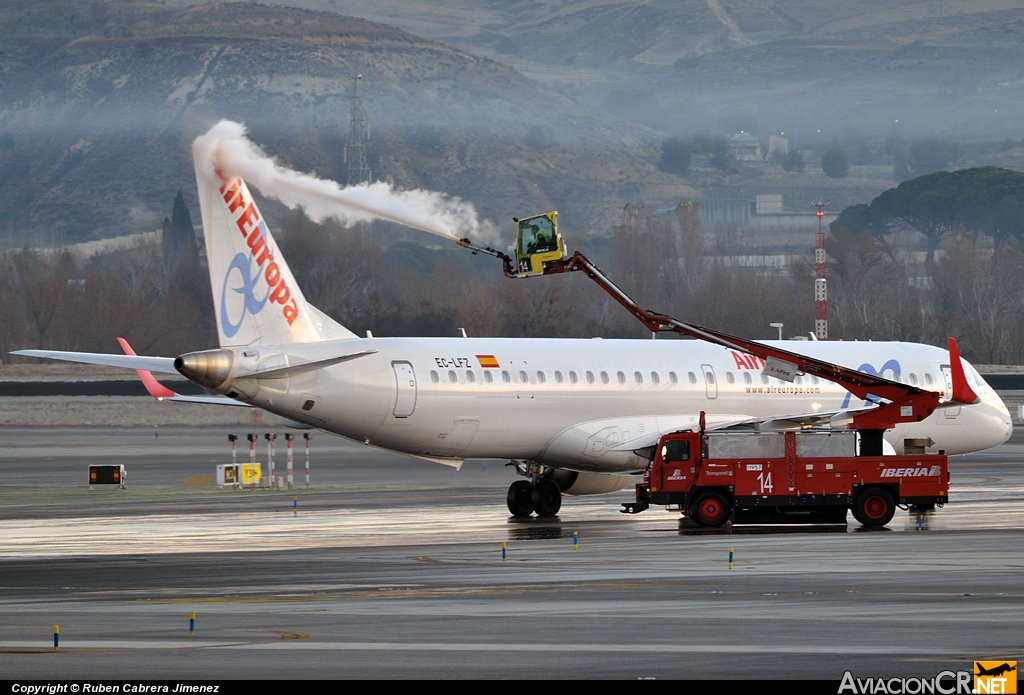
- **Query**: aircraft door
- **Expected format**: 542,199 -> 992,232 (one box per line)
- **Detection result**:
939,365 -> 960,419
392,361 -> 418,418
701,364 -> 718,399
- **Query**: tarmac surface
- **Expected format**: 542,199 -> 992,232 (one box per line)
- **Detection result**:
0,424 -> 1022,679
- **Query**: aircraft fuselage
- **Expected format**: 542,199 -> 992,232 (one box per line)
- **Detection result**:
214,336 -> 1012,473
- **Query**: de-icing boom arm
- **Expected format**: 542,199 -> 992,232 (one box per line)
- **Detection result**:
457,238 -> 979,432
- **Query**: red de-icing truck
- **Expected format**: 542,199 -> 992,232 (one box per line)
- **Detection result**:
623,429 -> 949,527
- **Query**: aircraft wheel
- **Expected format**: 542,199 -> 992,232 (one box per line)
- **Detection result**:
531,479 -> 562,517
853,487 -> 895,527
689,491 -> 731,527
507,480 -> 534,517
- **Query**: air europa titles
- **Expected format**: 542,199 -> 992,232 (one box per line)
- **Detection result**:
731,351 -> 766,370
218,179 -> 299,337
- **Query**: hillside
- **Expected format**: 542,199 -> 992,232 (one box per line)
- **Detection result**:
0,1 -> 678,247
280,0 -> 1024,139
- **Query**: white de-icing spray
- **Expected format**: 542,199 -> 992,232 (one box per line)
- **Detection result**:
192,120 -> 496,243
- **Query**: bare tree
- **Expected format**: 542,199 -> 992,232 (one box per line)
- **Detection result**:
932,231 -> 1024,360
9,249 -> 76,348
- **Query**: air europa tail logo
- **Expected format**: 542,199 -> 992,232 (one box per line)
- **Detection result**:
218,179 -> 299,337
841,360 -> 902,409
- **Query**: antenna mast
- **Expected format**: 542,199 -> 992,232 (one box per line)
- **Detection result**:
344,75 -> 372,185
812,200 -> 829,340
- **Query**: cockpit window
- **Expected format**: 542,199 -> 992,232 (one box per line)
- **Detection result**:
967,366 -> 981,386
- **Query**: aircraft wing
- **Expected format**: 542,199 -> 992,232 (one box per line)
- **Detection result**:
608,407 -> 878,454
155,393 -> 249,406
11,349 -> 178,374
114,337 -> 248,407
13,340 -> 247,407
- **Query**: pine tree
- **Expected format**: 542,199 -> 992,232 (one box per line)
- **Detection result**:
169,189 -> 199,271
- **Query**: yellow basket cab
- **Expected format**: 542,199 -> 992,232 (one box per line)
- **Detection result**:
514,212 -> 566,276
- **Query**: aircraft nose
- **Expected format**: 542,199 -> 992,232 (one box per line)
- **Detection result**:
982,402 -> 1013,449
999,408 -> 1013,440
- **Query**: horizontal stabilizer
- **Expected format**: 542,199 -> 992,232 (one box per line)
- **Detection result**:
12,349 -> 178,374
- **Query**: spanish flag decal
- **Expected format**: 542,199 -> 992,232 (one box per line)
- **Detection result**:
476,355 -> 500,369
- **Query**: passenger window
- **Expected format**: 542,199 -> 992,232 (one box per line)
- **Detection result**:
810,376 -> 819,385
617,371 -> 626,384
519,370 -> 529,383
537,371 -> 546,383
924,373 -> 934,385
794,375 -> 802,384
448,370 -> 457,383
761,374 -> 769,384
651,372 -> 660,384
669,371 -> 678,384
569,371 -> 578,384
909,373 -> 918,385
705,371 -> 715,384
634,371 -> 643,384
726,372 -> 735,384
586,371 -> 595,384
484,371 -> 493,383
600,371 -> 609,384
743,372 -> 752,384
430,370 -> 440,383
555,371 -> 563,383
466,371 -> 475,383
688,372 -> 697,384
502,370 -> 511,383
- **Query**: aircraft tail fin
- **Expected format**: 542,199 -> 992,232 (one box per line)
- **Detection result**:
193,167 -> 358,347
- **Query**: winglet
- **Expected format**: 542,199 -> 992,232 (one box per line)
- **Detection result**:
947,337 -> 980,405
117,337 -> 177,400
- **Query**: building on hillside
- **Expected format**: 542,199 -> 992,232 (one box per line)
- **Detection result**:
728,132 -> 763,161
697,192 -> 838,231
755,194 -> 784,215
766,135 -> 790,161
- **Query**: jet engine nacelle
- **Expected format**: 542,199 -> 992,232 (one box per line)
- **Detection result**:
549,469 -> 637,496
539,414 -> 760,473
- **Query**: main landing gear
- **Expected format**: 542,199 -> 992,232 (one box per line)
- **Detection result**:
506,462 -> 562,518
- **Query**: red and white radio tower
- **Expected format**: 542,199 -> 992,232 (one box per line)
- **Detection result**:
812,200 -> 829,340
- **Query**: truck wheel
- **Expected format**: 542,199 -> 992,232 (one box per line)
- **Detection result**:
506,480 -> 534,517
531,479 -> 562,517
853,487 -> 895,527
690,491 -> 731,527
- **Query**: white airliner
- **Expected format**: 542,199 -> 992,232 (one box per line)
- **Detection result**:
16,167 -> 1013,517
